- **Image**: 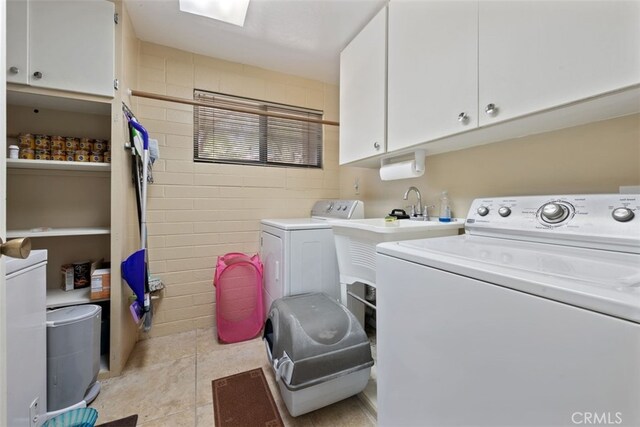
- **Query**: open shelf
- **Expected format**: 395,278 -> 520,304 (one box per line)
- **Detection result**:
7,158 -> 111,172
46,287 -> 109,309
7,227 -> 110,238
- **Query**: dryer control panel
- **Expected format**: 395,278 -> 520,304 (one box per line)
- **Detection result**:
311,200 -> 364,220
465,194 -> 640,253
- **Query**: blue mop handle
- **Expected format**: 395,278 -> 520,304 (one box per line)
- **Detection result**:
129,120 -> 149,150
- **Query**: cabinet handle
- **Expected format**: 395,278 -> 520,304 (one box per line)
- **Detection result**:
457,112 -> 469,124
373,142 -> 381,150
33,71 -> 43,80
485,103 -> 498,116
9,66 -> 20,74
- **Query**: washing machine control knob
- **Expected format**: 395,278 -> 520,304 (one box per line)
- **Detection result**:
612,207 -> 634,222
477,206 -> 489,216
540,202 -> 568,223
327,202 -> 334,212
498,207 -> 511,217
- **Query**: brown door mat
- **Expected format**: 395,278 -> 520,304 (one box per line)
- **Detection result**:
212,368 -> 284,427
96,414 -> 138,427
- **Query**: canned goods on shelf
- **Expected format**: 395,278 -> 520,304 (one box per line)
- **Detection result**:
35,150 -> 51,160
19,148 -> 35,160
65,151 -> 75,162
51,150 -> 66,161
103,151 -> 111,163
50,136 -> 65,150
78,138 -> 93,152
74,150 -> 89,162
34,134 -> 50,150
18,134 -> 35,149
65,137 -> 79,151
92,140 -> 107,153
89,152 -> 104,163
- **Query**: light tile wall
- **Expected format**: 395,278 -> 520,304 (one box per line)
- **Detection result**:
134,42 -> 341,337
340,113 -> 640,219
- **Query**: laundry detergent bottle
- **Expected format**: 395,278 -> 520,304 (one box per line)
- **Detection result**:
439,191 -> 452,222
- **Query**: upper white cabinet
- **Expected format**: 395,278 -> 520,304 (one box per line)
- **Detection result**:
387,1 -> 478,152
345,0 -> 640,163
479,1 -> 640,126
6,0 -> 29,85
339,6 -> 387,165
7,0 -> 115,97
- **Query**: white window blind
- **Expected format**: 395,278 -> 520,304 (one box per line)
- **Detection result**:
194,90 -> 323,168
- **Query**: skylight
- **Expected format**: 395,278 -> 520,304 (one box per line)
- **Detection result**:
179,0 -> 250,27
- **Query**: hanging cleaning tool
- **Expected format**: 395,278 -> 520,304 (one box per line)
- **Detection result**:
121,249 -> 146,323
123,118 -> 153,330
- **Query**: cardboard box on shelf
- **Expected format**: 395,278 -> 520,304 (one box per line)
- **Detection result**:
91,268 -> 111,300
61,258 -> 107,292
61,264 -> 74,291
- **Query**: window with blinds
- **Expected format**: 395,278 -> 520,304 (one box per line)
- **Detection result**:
194,90 -> 323,168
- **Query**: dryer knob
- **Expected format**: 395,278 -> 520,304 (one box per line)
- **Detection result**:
612,207 -> 634,222
477,206 -> 489,216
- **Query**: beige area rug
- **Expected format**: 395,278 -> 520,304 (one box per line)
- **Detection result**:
212,368 -> 284,427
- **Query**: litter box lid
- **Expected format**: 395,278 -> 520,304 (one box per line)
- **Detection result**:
268,293 -> 373,390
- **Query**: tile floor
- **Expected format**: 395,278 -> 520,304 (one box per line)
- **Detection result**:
90,328 -> 376,426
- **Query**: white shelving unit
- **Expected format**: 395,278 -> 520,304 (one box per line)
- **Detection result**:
7,158 -> 111,172
7,227 -> 110,238
46,287 -> 110,309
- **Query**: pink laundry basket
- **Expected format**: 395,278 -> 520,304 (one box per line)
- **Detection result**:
214,252 -> 264,343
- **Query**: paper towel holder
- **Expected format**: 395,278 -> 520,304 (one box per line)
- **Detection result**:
380,150 -> 426,173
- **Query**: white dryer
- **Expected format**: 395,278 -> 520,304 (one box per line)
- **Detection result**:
260,200 -> 364,315
376,194 -> 640,427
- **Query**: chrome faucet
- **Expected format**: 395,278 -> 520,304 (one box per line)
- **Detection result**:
403,186 -> 422,218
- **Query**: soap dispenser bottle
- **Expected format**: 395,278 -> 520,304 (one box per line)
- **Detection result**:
439,191 -> 452,222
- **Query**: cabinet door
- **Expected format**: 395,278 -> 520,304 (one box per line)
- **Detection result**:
387,1 -> 478,152
339,6 -> 386,165
6,0 -> 29,85
28,0 -> 115,97
479,1 -> 640,126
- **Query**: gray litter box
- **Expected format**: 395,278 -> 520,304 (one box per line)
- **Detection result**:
263,293 -> 373,416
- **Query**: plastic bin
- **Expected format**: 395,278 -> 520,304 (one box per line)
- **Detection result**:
46,305 -> 101,411
214,252 -> 264,343
263,293 -> 373,416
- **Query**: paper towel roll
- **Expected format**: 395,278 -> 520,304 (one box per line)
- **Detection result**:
379,159 -> 425,181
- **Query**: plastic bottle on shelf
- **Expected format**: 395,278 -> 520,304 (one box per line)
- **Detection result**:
439,191 -> 452,223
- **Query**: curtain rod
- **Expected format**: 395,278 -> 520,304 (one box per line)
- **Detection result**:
128,89 -> 340,127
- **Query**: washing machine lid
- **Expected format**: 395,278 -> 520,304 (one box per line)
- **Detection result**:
261,218 -> 333,231
377,235 -> 640,323
47,304 -> 101,327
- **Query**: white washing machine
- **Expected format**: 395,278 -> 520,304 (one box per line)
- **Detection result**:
260,200 -> 364,315
376,194 -> 640,427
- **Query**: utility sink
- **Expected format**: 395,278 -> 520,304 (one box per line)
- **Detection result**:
331,218 -> 465,289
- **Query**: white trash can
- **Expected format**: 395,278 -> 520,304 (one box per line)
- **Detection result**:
46,305 -> 101,411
